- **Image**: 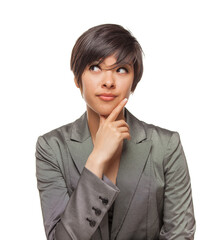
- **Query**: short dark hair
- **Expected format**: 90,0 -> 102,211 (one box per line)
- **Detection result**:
70,24 -> 144,92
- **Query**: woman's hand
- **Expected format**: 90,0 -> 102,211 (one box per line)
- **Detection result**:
85,98 -> 131,178
94,98 -> 130,162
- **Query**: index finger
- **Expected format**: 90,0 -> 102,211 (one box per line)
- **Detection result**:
107,98 -> 128,122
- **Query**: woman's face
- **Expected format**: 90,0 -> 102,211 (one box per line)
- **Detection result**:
75,55 -> 134,117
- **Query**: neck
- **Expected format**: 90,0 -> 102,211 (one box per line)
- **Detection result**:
86,105 -> 125,144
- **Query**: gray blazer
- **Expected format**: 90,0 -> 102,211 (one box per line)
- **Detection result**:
36,108 -> 195,240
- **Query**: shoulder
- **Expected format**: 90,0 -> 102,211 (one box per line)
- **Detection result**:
128,111 -> 185,172
141,120 -> 181,157
126,109 -> 181,151
127,108 -> 179,141
141,120 -> 179,144
36,112 -> 86,149
37,122 -> 72,146
35,123 -> 73,162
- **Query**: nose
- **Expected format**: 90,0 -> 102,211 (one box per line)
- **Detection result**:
101,71 -> 115,89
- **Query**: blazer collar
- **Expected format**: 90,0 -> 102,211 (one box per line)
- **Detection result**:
69,108 -> 146,144
70,111 -> 91,142
66,108 -> 152,240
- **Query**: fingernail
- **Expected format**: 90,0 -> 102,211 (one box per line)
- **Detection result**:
124,98 -> 128,102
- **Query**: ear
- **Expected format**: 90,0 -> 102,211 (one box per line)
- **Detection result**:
74,77 -> 83,97
74,77 -> 80,88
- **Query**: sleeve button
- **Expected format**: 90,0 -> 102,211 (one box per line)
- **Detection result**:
86,218 -> 96,227
92,207 -> 101,216
90,220 -> 96,227
99,196 -> 109,205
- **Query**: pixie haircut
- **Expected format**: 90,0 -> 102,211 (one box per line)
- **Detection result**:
70,24 -> 144,92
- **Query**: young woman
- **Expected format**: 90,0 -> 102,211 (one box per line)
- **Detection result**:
36,24 -> 196,240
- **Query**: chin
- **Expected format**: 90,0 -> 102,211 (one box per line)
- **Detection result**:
87,104 -> 114,117
95,107 -> 112,116
98,110 -> 112,117
97,105 -> 122,117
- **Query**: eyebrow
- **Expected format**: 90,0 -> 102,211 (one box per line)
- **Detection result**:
90,60 -> 100,65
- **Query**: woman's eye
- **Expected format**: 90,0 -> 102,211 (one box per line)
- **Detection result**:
117,67 -> 128,74
89,65 -> 101,72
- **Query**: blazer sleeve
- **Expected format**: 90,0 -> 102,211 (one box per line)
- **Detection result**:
36,136 -> 120,240
159,132 -> 196,239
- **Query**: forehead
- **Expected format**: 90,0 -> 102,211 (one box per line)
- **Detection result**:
100,55 -> 117,67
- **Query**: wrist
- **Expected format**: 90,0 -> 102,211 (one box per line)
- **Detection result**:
85,151 -> 105,179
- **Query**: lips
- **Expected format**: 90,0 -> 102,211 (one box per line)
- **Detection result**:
97,93 -> 117,101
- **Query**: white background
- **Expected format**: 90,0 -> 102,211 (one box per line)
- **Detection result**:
0,0 -> 207,239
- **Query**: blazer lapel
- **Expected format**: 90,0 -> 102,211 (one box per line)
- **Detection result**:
111,109 -> 152,240
66,112 -> 93,174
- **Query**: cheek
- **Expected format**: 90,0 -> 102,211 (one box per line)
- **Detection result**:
125,88 -> 132,99
120,78 -> 134,95
82,81 -> 93,94
80,75 -> 90,96
81,81 -> 96,102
